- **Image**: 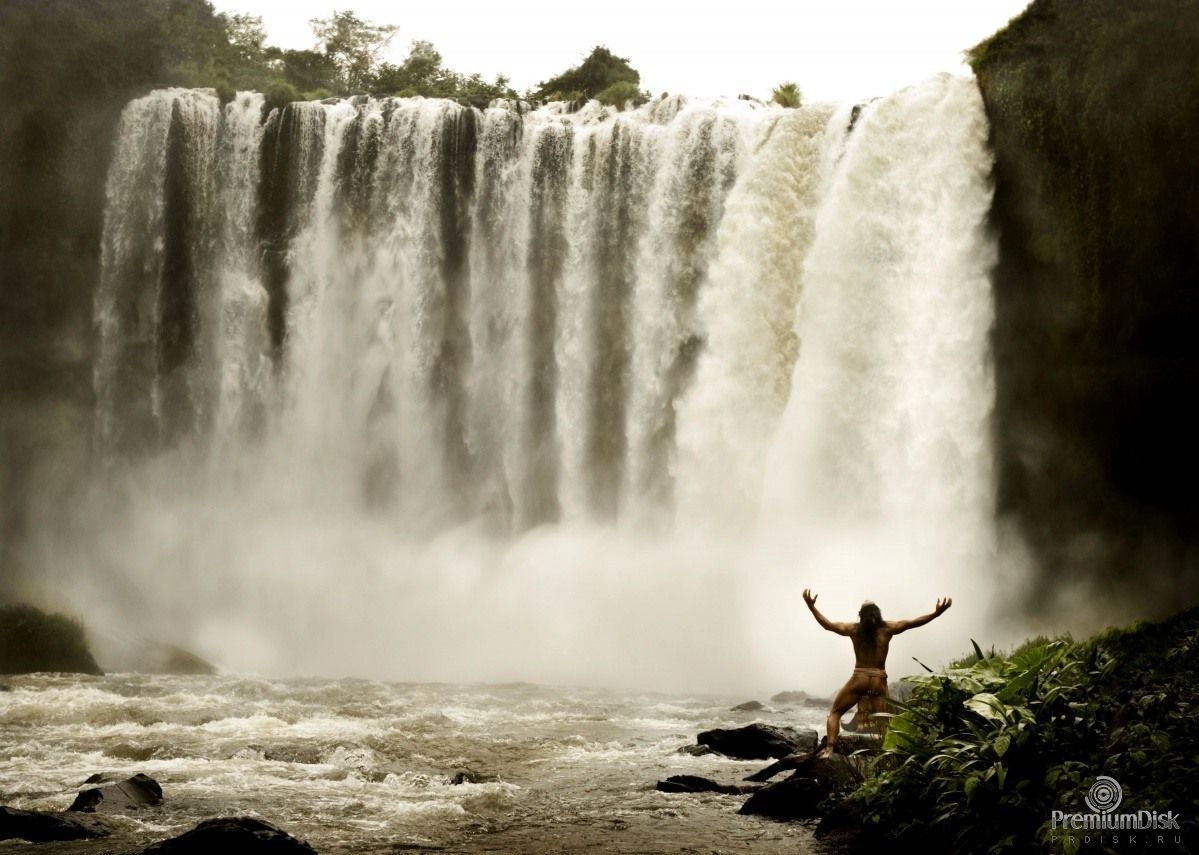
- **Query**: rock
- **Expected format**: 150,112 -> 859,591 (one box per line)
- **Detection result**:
450,769 -> 498,785
89,631 -> 216,675
656,775 -> 758,795
136,817 -> 317,854
770,690 -> 826,707
81,773 -> 108,785
738,773 -> 828,819
68,773 -> 163,813
745,750 -> 863,788
730,700 -> 765,711
0,806 -> 110,842
676,744 -> 713,756
696,724 -> 818,760
0,684 -> 11,692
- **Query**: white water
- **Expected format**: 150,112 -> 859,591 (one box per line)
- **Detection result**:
0,675 -> 819,853
38,74 -> 1013,696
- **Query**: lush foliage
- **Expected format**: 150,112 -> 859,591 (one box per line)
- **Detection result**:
0,604 -> 102,675
770,82 -> 802,108
595,80 -> 646,110
846,609 -> 1199,854
532,46 -> 644,103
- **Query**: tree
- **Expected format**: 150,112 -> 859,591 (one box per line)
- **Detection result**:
771,81 -> 802,109
532,45 -> 641,102
310,10 -> 397,95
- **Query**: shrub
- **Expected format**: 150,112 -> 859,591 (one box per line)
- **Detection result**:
770,82 -> 802,108
595,80 -> 645,110
264,81 -> 299,111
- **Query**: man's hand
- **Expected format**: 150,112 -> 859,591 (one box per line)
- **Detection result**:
803,588 -> 817,609
934,597 -> 952,615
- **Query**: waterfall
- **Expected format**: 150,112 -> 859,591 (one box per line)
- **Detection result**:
73,77 -> 1003,689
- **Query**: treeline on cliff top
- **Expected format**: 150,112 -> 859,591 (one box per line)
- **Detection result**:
1,0 -> 651,110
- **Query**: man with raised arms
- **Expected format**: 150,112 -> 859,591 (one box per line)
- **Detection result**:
802,589 -> 952,758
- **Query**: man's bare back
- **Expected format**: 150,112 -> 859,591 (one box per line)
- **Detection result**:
802,589 -> 951,757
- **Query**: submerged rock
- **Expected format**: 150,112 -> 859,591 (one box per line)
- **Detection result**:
730,700 -> 765,711
136,817 -> 317,854
656,775 -> 758,795
68,773 -> 163,813
0,806 -> 110,842
695,723 -> 818,760
676,744 -> 713,756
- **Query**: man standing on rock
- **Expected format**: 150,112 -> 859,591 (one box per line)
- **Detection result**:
802,589 -> 952,757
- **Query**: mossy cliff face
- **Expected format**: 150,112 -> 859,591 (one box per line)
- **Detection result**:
971,0 -> 1199,611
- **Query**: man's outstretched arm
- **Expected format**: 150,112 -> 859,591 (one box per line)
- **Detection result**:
887,597 -> 952,634
802,589 -> 854,636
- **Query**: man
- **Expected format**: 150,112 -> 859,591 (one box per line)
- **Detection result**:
802,589 -> 952,757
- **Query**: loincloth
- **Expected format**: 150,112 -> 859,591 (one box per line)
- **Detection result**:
853,667 -> 887,680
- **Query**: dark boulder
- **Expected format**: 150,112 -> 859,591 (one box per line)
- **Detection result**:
696,723 -> 818,760
676,744 -> 713,756
745,750 -> 863,787
450,769 -> 498,785
656,775 -> 757,795
136,817 -> 317,854
0,806 -> 110,842
730,700 -> 765,711
68,773 -> 163,813
738,773 -> 828,819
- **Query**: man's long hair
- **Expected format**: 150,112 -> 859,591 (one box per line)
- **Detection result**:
856,601 -> 883,640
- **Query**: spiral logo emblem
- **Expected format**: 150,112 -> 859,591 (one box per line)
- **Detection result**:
1085,776 -> 1123,813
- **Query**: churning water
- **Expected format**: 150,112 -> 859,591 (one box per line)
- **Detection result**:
0,675 -> 822,853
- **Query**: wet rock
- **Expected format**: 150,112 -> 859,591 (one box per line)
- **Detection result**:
695,723 -> 818,760
136,817 -> 317,854
730,700 -> 765,711
90,632 -> 216,675
0,806 -> 110,842
68,773 -> 163,813
676,744 -> 713,756
450,769 -> 498,785
80,773 -> 108,785
738,773 -> 828,819
656,775 -> 758,795
745,750 -> 863,787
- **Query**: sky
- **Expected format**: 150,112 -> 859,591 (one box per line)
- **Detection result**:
209,0 -> 1033,104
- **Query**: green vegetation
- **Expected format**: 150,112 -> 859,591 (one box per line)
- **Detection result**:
770,82 -> 802,108
595,80 -> 646,110
968,0 -> 1199,608
532,46 -> 646,104
0,604 -> 102,675
836,609 -> 1199,853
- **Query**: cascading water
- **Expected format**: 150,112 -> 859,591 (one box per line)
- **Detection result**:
60,74 -> 1007,692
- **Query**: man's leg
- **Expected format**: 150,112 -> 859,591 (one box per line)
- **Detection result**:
822,678 -> 863,758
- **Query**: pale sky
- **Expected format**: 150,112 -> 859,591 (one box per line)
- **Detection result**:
209,0 -> 1032,104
